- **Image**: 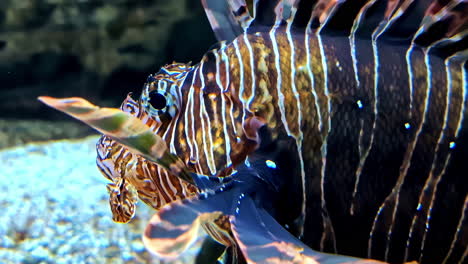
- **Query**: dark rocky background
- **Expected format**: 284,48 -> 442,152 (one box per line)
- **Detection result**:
0,0 -> 216,148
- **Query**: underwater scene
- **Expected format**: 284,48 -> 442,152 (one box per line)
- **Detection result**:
1,0 -> 467,264
0,0 -> 214,263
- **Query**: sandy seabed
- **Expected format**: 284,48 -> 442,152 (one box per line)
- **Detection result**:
0,136 -> 198,264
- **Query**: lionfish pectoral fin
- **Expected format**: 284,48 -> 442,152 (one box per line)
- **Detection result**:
191,172 -> 233,191
243,116 -> 268,144
230,195 -> 390,264
37,96 -> 193,184
142,188 -> 236,259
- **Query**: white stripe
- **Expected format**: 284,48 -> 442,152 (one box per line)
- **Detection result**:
198,60 -> 217,175
156,166 -> 172,204
443,198 -> 468,264
349,19 -> 368,219
160,83 -> 174,144
191,68 -> 202,174
374,44 -> 420,260
404,49 -> 435,262
162,169 -> 178,199
213,47 -> 233,168
351,0 -> 378,37
184,70 -> 196,163
406,44 -> 415,119
142,163 -> 161,207
243,33 -> 256,111
441,59 -> 467,264
461,247 -> 468,264
269,24 -> 291,135
270,17 -> 307,238
316,31 -> 333,247
455,59 -> 467,138
316,33 -> 331,127
233,38 -> 248,133
305,28 -> 323,132
170,73 -> 188,154
349,31 -> 360,88
286,12 -> 312,246
221,44 -> 238,138
353,34 -> 379,219
365,33 -> 382,258
221,42 -> 230,92
417,53 -> 459,263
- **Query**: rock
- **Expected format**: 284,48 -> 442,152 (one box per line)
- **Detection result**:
0,0 -> 216,120
0,119 -> 94,148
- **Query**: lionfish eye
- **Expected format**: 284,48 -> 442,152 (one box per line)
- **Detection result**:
148,91 -> 167,110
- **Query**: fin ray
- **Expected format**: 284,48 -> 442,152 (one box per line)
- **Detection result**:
202,0 -> 246,42
231,195 -> 392,264
142,189 -> 236,259
200,0 -> 468,53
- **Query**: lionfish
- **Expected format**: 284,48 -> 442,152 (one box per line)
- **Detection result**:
39,0 -> 467,263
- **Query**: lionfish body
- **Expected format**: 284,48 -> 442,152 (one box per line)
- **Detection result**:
90,0 -> 467,263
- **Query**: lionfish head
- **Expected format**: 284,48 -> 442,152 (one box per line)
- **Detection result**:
96,63 -> 201,222
139,63 -> 191,132
96,59 -> 259,222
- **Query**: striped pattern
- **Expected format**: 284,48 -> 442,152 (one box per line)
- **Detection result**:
129,30 -> 465,263
96,135 -> 198,222
38,95 -> 199,223
91,0 -> 467,263
93,90 -> 201,222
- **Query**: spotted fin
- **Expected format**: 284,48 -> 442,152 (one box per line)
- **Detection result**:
37,96 -> 194,184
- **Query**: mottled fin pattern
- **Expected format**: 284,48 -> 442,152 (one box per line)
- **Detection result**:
204,0 -> 467,58
106,177 -> 138,223
142,134 -> 415,264
37,96 -> 194,184
142,187 -> 238,261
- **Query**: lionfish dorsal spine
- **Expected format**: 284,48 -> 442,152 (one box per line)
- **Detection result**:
203,0 -> 467,59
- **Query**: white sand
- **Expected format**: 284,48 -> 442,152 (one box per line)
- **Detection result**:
0,136 -> 165,263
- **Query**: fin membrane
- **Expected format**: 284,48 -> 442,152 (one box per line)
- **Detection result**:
202,0 -> 246,42
38,96 -> 194,184
202,0 -> 467,57
142,187 -> 238,259
230,194 -> 394,264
